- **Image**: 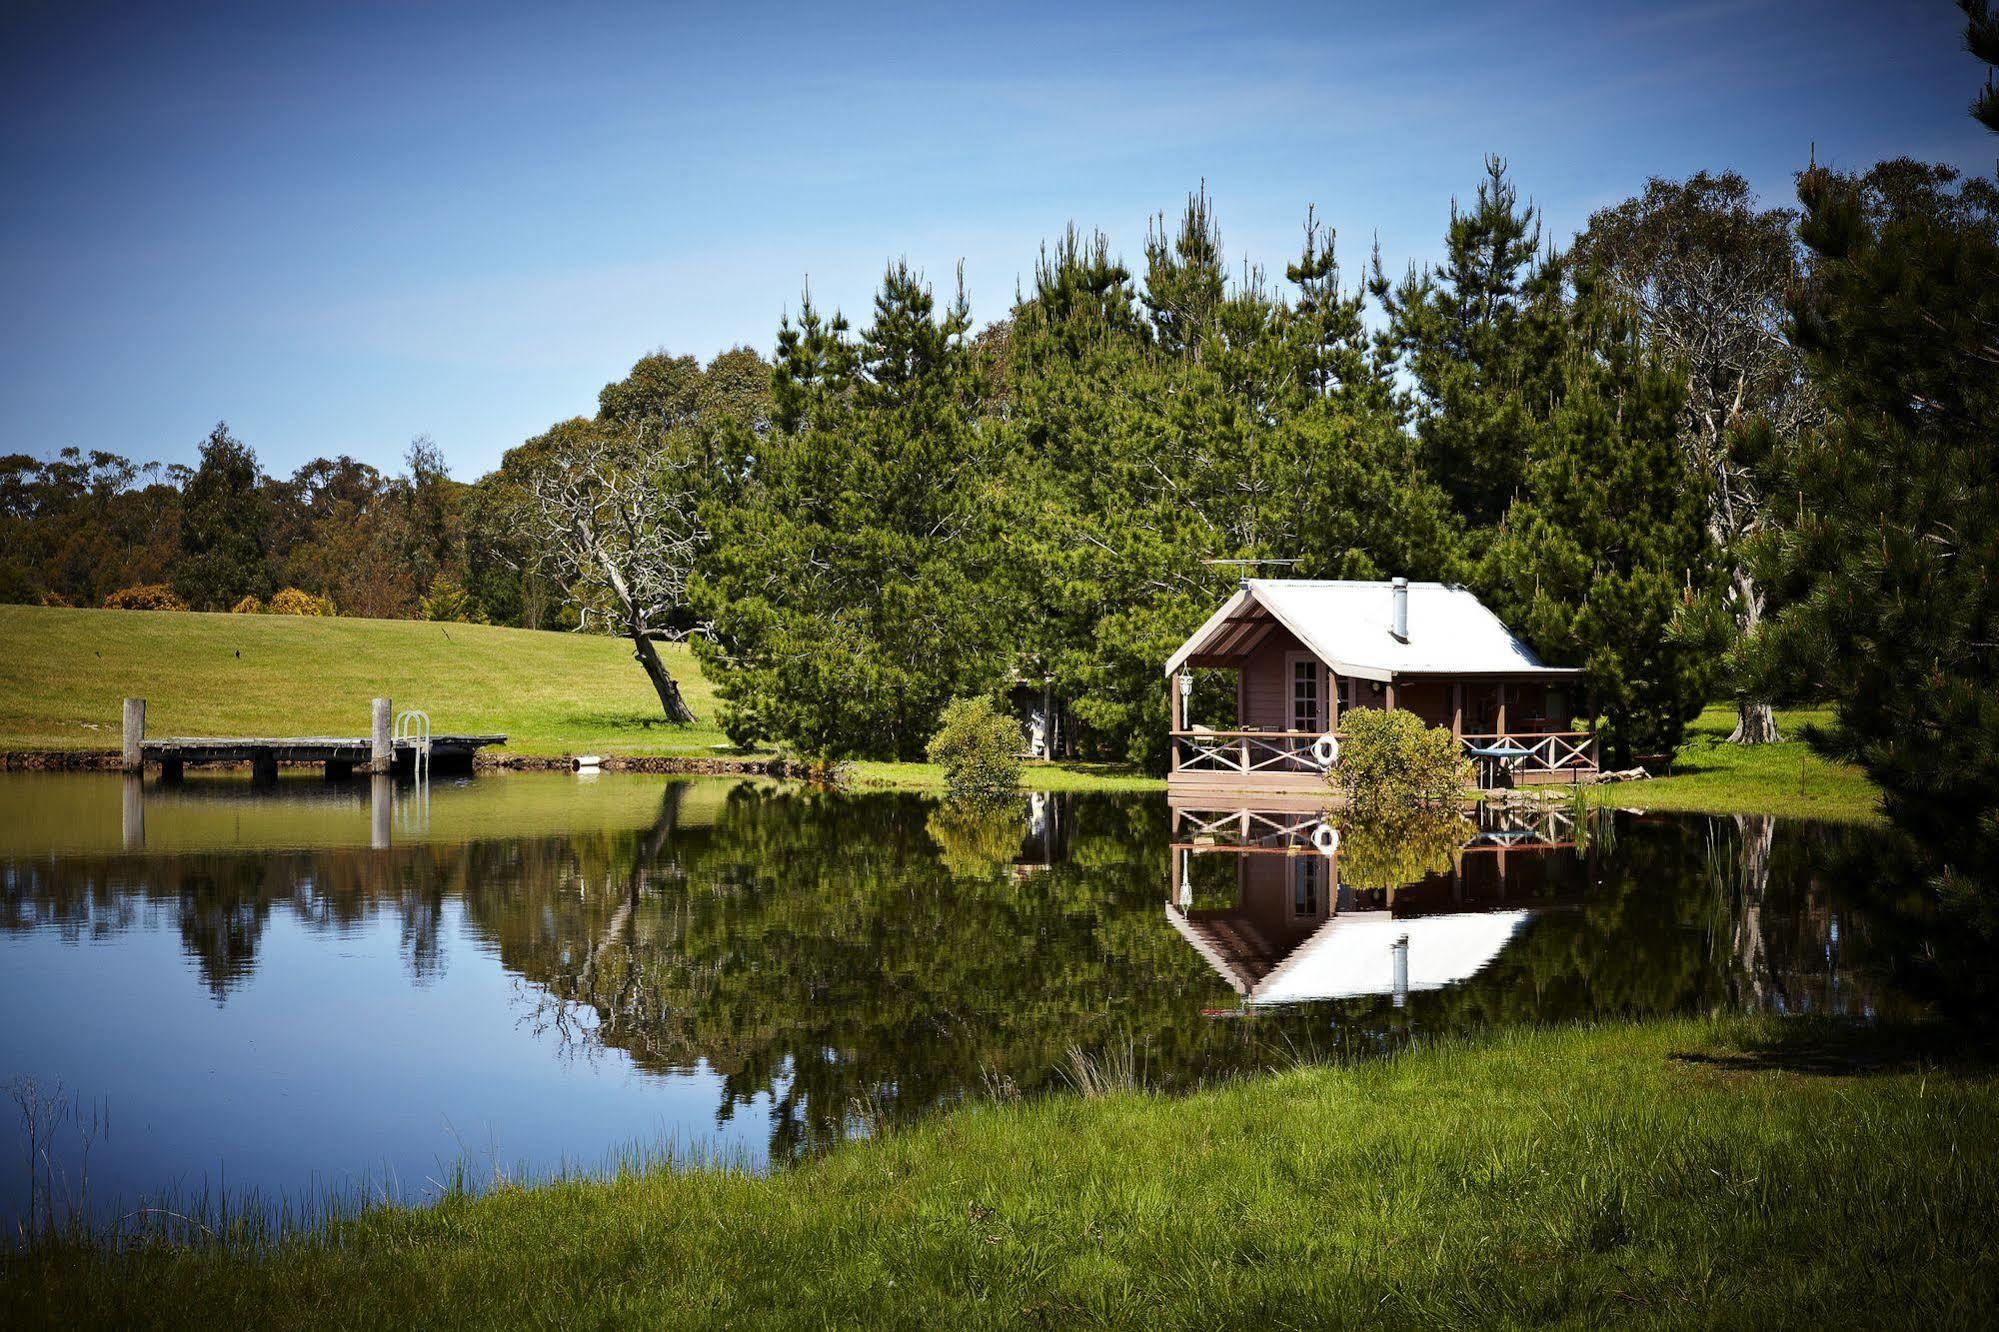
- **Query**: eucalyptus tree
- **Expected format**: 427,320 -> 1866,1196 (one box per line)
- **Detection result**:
516,419 -> 704,722
1575,173 -> 1810,744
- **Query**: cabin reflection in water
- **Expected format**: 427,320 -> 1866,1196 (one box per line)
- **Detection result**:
1166,800 -> 1589,1010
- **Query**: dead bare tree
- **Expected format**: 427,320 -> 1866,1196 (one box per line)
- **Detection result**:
1577,173 -> 1817,744
522,424 -> 703,723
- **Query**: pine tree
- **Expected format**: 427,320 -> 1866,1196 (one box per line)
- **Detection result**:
999,200 -> 1461,768
1372,156 -> 1562,528
1142,186 -> 1227,360
696,265 -> 1014,759
1761,145 -> 1999,866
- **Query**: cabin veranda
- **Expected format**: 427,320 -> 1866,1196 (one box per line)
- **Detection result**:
1165,578 -> 1599,796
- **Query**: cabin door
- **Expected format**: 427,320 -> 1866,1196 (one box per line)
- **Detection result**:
1287,654 -> 1324,771
1288,654 -> 1324,734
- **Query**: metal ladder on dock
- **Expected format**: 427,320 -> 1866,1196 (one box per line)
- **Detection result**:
394,709 -> 433,782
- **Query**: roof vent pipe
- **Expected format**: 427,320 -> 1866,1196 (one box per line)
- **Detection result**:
1392,577 -> 1409,642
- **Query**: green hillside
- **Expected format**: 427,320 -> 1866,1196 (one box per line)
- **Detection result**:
0,604 -> 730,757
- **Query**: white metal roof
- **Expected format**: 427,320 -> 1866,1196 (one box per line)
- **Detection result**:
1164,579 -> 1580,682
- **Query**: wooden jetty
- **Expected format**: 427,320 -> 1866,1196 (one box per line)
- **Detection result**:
121,697 -> 503,782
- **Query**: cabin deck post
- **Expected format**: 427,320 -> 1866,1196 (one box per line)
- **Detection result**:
1452,682 -> 1463,741
1383,680 -> 1397,711
1496,683 -> 1509,738
122,698 -> 145,771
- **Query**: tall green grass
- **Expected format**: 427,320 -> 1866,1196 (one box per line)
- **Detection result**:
6,1017 -> 1993,1327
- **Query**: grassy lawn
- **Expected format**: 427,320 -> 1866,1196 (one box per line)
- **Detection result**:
5,1016 -> 1992,1327
0,604 -> 732,758
1593,703 -> 1882,823
0,604 -> 1149,789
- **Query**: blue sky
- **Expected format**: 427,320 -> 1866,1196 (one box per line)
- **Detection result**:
2,0 -> 1988,478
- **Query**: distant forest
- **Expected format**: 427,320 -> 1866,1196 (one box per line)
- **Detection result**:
4,60 -> 1996,870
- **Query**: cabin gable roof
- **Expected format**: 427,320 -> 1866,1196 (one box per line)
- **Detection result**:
1164,579 -> 1581,681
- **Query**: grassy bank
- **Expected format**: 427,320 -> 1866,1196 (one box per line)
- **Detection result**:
0,605 -> 1144,790
5,1017 -> 1992,1327
1593,704 -> 1881,823
0,605 -> 1884,813
0,603 -> 730,758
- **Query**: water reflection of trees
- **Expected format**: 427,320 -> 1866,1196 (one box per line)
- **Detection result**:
0,786 -> 1919,1157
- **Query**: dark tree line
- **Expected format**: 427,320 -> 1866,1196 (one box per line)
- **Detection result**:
0,426 -> 521,623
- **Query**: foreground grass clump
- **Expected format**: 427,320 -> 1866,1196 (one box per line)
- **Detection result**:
6,1018 -> 1994,1327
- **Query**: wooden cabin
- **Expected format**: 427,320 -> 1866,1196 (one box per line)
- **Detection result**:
1165,578 -> 1597,796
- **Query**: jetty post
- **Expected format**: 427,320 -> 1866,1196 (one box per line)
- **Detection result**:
122,697 -> 145,771
370,698 -> 392,775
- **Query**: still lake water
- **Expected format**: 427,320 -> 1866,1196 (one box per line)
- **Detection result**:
0,771 -> 1909,1230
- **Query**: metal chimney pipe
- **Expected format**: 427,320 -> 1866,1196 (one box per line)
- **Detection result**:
1392,577 -> 1409,641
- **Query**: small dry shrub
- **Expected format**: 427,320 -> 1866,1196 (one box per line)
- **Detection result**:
268,587 -> 335,616
103,584 -> 187,612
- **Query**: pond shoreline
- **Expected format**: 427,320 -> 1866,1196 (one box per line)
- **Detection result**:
0,743 -> 1885,820
0,747 -> 814,778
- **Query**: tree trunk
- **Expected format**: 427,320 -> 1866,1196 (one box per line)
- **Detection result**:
1730,814 -> 1776,1007
1729,698 -> 1782,745
1725,564 -> 1783,745
630,627 -> 696,723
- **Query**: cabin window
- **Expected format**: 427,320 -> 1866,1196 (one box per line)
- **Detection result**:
1292,855 -> 1323,917
1291,659 -> 1321,733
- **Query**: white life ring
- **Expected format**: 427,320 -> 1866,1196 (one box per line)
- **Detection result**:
1311,733 -> 1340,769
1311,821 -> 1339,855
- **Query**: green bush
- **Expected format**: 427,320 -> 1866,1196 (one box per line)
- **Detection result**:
103,583 -> 187,612
925,696 -> 1022,794
1335,708 -> 1473,816
421,573 -> 472,623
